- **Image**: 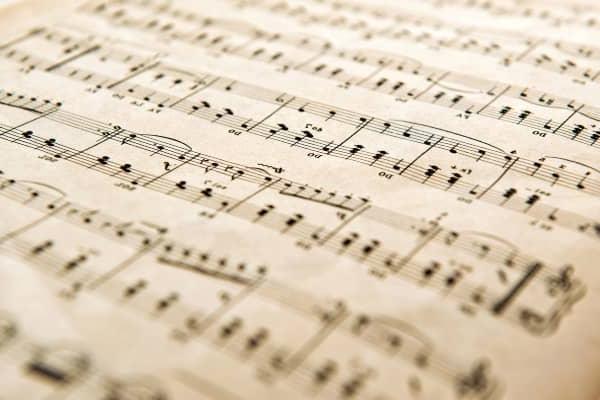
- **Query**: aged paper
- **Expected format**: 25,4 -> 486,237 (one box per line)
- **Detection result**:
0,0 -> 599,399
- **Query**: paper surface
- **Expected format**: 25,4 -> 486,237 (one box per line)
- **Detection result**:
0,0 -> 598,399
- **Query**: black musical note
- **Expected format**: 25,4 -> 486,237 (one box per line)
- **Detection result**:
346,144 -> 364,159
292,130 -> 314,146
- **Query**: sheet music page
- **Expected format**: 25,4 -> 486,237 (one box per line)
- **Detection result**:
0,0 -> 598,399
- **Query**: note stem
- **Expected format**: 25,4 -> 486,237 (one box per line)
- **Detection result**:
246,96 -> 295,132
398,136 -> 443,176
0,201 -> 70,245
492,262 -> 542,315
477,157 -> 519,199
326,117 -> 374,155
